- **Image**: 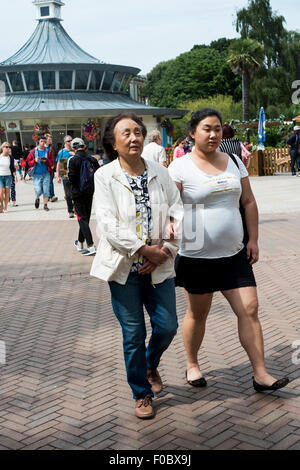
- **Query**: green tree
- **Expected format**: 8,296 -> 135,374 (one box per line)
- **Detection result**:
227,39 -> 264,121
142,46 -> 240,108
236,0 -> 286,67
173,95 -> 243,140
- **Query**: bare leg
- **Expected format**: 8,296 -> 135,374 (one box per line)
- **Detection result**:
0,188 -> 4,211
4,188 -> 10,211
222,286 -> 277,386
182,290 -> 213,381
43,197 -> 49,206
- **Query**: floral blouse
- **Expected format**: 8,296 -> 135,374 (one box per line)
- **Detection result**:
123,169 -> 152,272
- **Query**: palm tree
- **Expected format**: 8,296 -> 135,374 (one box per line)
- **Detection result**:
227,39 -> 265,121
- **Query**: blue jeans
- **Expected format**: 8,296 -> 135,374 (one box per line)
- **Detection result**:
33,172 -> 50,198
109,273 -> 178,399
49,174 -> 55,199
0,175 -> 12,188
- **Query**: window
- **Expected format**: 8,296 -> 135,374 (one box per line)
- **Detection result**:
42,71 -> 56,90
112,73 -> 123,92
75,70 -> 89,90
7,72 -> 24,92
40,6 -> 50,17
89,70 -> 104,90
59,71 -> 73,89
120,74 -> 132,94
23,71 -> 40,91
0,73 -> 10,92
101,71 -> 115,91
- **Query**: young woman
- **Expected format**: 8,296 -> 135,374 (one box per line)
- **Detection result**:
91,113 -> 183,419
173,138 -> 185,159
0,142 -> 17,213
168,108 -> 289,393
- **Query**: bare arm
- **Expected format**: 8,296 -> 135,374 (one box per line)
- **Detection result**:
240,177 -> 259,264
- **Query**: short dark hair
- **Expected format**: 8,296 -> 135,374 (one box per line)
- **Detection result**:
37,136 -> 47,143
222,124 -> 235,139
102,113 -> 147,161
188,108 -> 223,134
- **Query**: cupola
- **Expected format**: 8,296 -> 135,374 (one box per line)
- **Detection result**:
33,0 -> 64,21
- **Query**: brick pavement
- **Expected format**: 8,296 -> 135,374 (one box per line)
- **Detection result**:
0,211 -> 300,450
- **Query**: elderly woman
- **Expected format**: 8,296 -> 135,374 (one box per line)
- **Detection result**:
142,130 -> 167,166
91,113 -> 183,419
168,108 -> 289,393
0,142 -> 17,213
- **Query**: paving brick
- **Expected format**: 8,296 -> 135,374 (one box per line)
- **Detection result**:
1,213 -> 300,450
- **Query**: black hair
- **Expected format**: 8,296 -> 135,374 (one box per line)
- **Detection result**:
188,108 -> 223,134
102,113 -> 147,161
37,135 -> 47,143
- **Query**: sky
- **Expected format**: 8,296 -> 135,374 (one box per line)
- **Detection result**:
0,0 -> 298,75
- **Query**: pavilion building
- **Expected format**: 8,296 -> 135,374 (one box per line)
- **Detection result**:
0,0 -> 185,150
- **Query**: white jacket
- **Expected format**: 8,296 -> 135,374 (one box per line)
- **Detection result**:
90,158 -> 183,285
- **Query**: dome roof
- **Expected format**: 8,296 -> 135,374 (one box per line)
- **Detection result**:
0,19 -> 100,66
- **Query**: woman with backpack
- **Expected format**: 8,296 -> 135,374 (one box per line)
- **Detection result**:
68,138 -> 100,256
168,108 -> 289,393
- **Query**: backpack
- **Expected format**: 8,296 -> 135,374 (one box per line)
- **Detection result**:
79,155 -> 96,193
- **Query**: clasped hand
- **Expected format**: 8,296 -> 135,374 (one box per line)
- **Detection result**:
138,244 -> 170,275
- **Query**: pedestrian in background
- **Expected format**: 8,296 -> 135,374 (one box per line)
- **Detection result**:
45,133 -> 58,202
11,140 -> 23,178
56,135 -> 75,218
142,130 -> 167,166
287,126 -> 300,176
219,124 -> 242,157
68,138 -> 99,256
27,136 -> 53,212
173,138 -> 185,159
0,142 -> 17,213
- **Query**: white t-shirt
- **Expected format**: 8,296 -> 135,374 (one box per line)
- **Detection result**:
168,154 -> 249,259
142,142 -> 166,164
0,155 -> 11,176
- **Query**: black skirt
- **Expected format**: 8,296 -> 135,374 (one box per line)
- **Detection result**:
175,247 -> 256,295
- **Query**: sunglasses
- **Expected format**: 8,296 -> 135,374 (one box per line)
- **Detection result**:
3,146 -> 10,148
66,140 -> 72,143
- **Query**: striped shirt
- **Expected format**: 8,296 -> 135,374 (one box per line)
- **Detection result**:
219,138 -> 242,157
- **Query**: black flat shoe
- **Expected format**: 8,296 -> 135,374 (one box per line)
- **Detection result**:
186,370 -> 207,387
253,376 -> 289,393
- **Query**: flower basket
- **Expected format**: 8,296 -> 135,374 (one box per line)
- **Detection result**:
161,119 -> 174,137
84,120 -> 100,141
32,123 -> 50,142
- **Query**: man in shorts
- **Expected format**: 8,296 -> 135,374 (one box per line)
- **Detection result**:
27,136 -> 54,212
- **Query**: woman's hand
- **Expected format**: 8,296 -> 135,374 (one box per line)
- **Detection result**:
246,240 -> 259,265
138,244 -> 169,266
138,260 -> 157,275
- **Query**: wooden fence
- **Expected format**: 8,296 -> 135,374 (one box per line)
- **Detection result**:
248,148 -> 291,176
166,147 -> 291,176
